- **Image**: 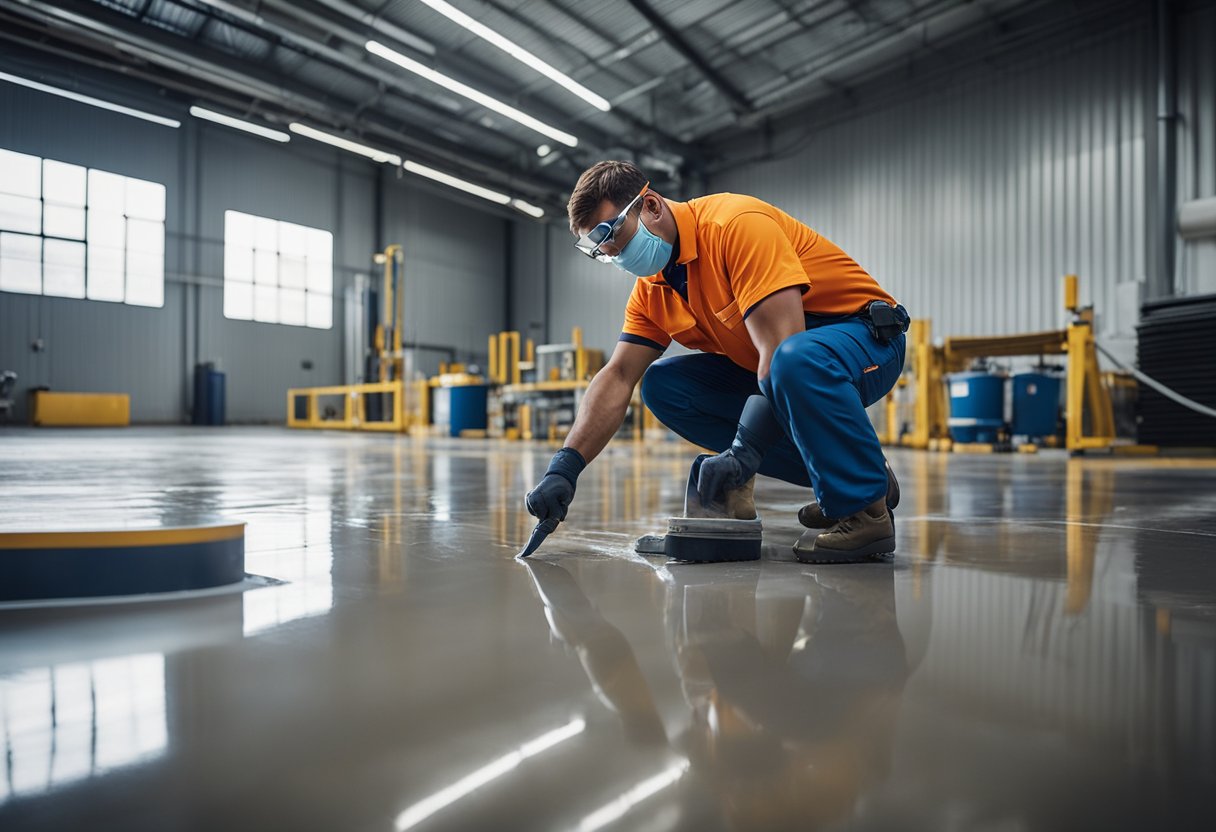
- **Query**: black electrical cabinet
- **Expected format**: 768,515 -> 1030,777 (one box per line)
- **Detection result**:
1136,294 -> 1216,447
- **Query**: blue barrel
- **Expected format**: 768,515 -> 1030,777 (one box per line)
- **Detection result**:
1012,372 -> 1061,439
448,384 -> 488,437
192,363 -> 226,426
947,371 -> 1005,443
206,370 -> 226,426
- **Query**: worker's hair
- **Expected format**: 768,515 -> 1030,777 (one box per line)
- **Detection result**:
567,160 -> 649,234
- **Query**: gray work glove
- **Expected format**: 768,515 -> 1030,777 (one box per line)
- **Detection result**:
697,394 -> 784,507
525,447 -> 587,523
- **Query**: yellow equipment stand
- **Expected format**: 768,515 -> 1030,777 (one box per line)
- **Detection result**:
286,381 -> 405,431
287,245 -> 427,433
900,275 -> 1146,454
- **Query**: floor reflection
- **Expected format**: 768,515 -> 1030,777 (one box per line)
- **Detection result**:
242,478 -> 335,636
0,654 -> 166,805
525,558 -> 913,830
2,430 -> 1215,830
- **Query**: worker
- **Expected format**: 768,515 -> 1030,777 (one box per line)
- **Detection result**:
525,161 -> 908,562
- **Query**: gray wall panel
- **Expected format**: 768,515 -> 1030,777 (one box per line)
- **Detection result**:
194,128 -> 355,422
1178,2 -> 1216,295
547,230 -> 636,356
0,81 -> 184,422
380,177 -> 508,374
527,13 -> 1197,368
1,67 -> 516,422
509,219 -> 547,347
711,20 -> 1151,364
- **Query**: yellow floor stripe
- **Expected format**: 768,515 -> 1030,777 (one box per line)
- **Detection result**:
0,523 -> 246,550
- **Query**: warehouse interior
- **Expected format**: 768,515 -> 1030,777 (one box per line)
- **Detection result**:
2,0 -> 1215,829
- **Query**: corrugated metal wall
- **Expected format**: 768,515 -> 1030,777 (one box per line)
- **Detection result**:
1177,2 -> 1216,296
509,221 -> 547,348
547,230 -> 639,354
191,128 -> 361,423
535,5 -> 1216,363
0,79 -> 187,423
710,16 -> 1152,359
381,178 -> 508,375
0,73 -> 512,423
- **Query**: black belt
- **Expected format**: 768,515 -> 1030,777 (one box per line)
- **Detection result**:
802,302 -> 910,343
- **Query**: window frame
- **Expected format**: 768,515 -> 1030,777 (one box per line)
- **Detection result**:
0,148 -> 166,307
221,209 -> 333,330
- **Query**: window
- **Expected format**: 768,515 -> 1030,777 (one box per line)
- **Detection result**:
0,148 -> 165,306
223,210 -> 332,329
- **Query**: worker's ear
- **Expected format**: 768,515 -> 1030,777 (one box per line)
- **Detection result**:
641,193 -> 663,222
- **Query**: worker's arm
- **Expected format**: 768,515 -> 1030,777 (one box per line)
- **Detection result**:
695,287 -> 803,506
565,340 -> 659,463
743,286 -> 807,382
525,341 -> 661,524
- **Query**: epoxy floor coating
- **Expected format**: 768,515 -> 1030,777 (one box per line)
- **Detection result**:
2,427 -> 1215,831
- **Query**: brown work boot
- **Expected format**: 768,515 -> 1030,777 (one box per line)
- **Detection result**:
799,460 -> 900,529
724,476 -> 757,520
794,499 -> 895,563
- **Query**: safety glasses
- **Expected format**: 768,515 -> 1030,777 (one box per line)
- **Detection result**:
574,181 -> 650,261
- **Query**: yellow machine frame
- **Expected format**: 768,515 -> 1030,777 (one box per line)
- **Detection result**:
897,275 -> 1127,454
287,381 -> 404,431
288,245 -> 421,432
488,330 -> 522,386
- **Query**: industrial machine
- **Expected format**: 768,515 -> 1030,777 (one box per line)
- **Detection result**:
289,245 -> 439,432
288,246 -> 649,442
886,274 -> 1153,455
485,326 -> 630,443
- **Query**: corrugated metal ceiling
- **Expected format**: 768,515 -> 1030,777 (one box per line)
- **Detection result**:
4,0 -> 1053,203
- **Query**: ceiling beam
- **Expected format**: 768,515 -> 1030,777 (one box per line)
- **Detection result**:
621,0 -> 751,114
0,3 -> 571,208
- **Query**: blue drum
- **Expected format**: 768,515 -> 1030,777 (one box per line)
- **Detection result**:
947,371 -> 1005,443
1011,372 -> 1061,439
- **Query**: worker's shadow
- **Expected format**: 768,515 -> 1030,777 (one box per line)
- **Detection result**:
522,558 -> 914,829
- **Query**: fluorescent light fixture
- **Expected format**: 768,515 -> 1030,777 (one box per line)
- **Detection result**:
0,70 -> 180,128
403,160 -> 510,204
395,718 -> 585,831
511,199 -> 545,219
190,106 -> 289,142
288,123 -> 402,165
578,760 -> 690,832
415,0 -> 610,112
536,144 -> 551,157
366,40 -> 579,147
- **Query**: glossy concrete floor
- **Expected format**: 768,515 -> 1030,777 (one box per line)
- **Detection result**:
2,427 -> 1215,831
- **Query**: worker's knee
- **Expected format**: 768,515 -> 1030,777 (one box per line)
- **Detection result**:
640,358 -> 681,415
769,334 -> 836,392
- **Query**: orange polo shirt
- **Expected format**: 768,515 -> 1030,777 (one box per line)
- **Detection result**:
620,193 -> 896,373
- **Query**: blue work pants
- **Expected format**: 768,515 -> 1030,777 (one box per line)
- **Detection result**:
640,318 -> 905,518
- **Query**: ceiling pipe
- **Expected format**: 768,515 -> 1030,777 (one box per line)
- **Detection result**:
1153,0 -> 1178,300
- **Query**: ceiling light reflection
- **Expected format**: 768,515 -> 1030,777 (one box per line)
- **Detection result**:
577,760 -> 690,832
394,717 -> 586,830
